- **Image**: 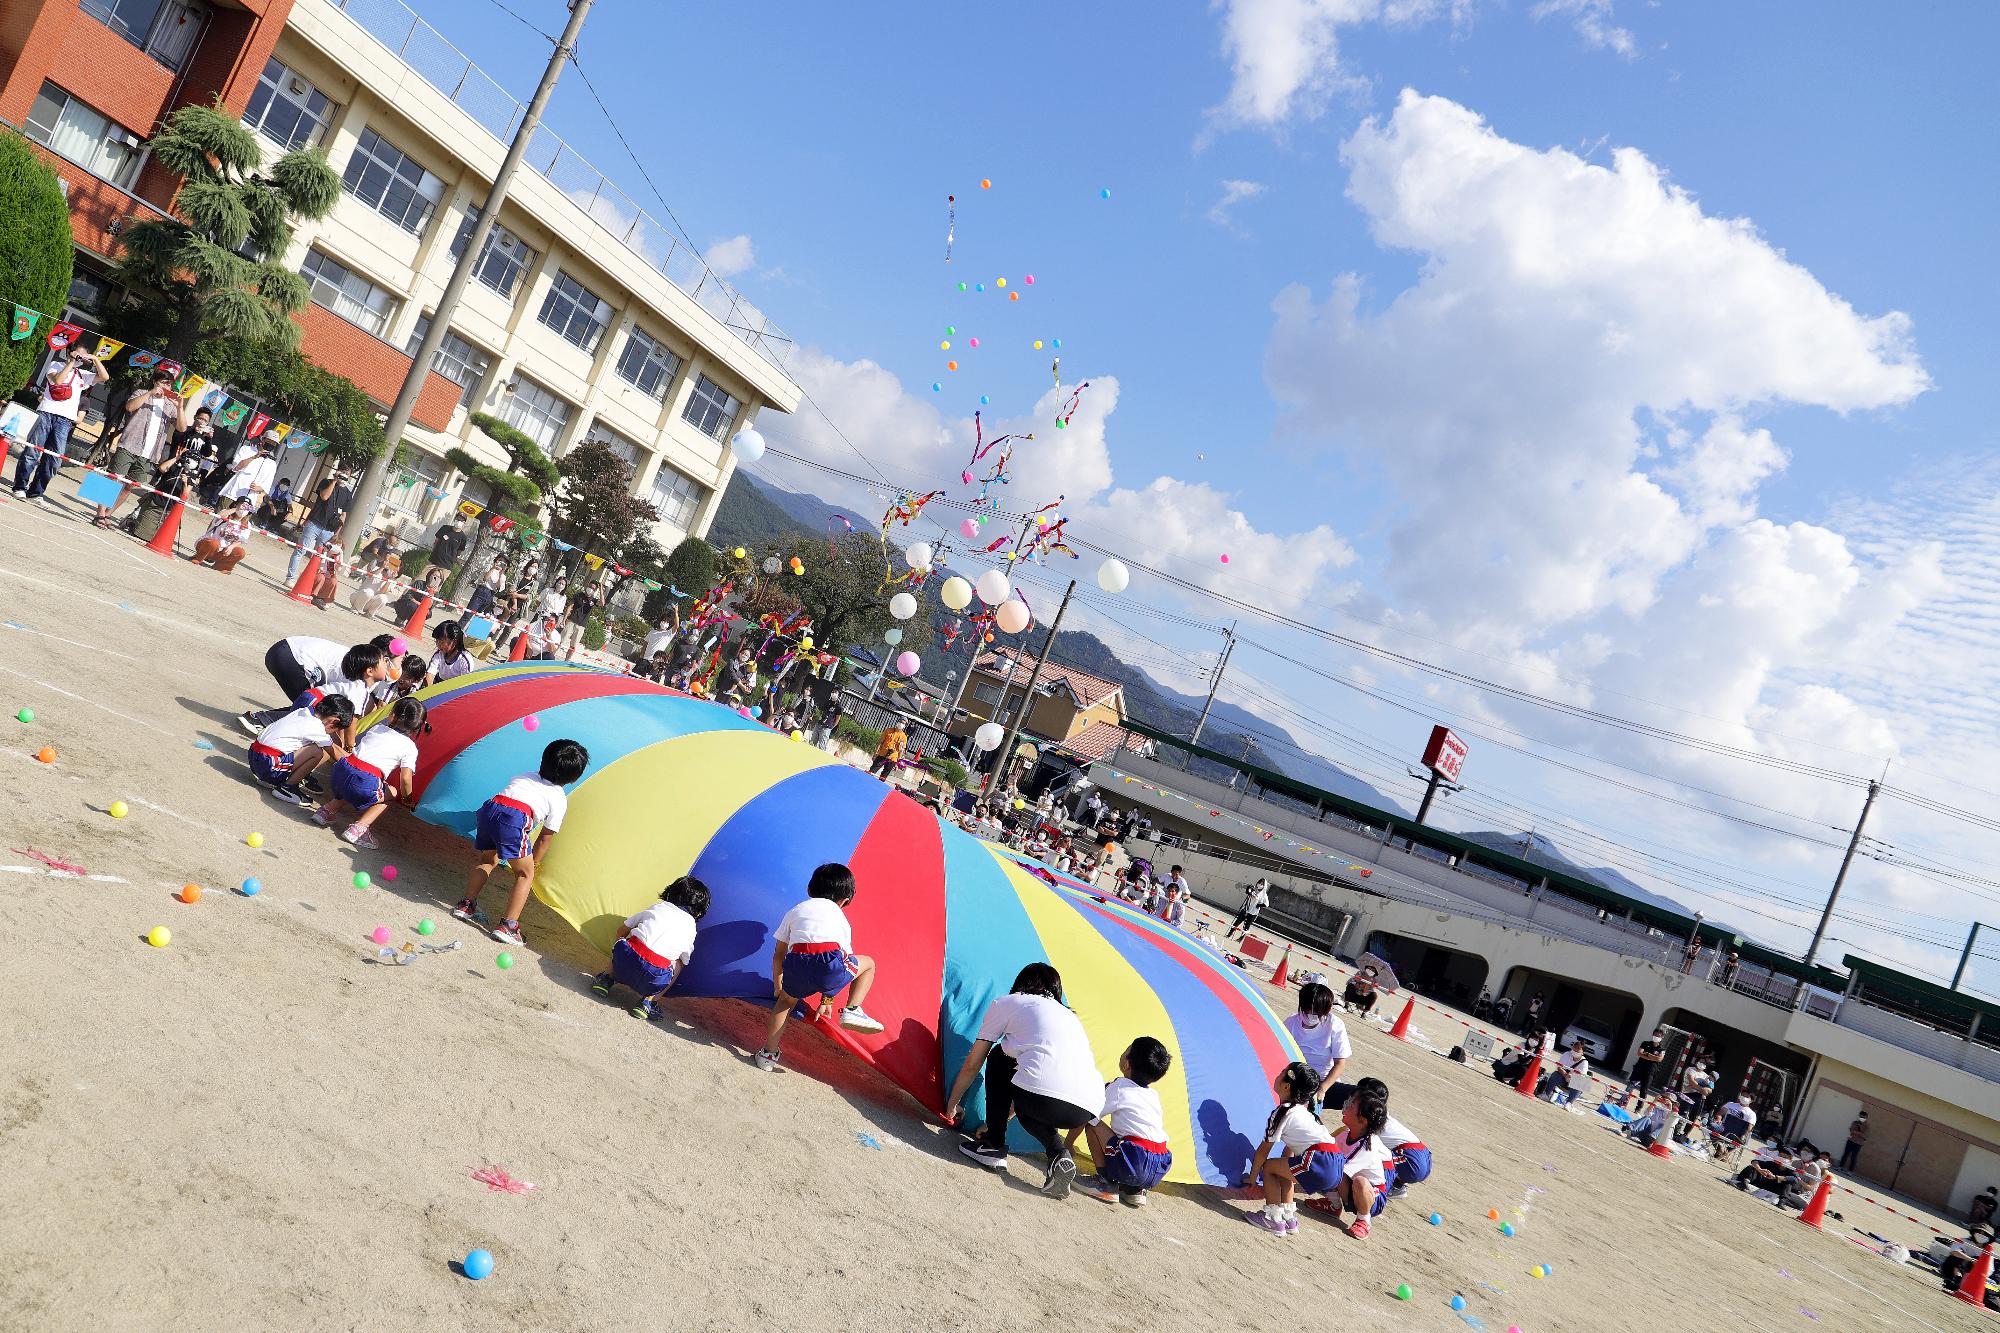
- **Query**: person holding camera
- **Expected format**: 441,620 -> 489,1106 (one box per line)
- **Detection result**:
95,364 -> 195,527
11,346 -> 104,505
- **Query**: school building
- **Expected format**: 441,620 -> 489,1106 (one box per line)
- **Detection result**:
0,0 -> 799,547
1088,725 -> 2000,1221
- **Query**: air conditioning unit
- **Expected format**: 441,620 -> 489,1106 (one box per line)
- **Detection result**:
288,76 -> 308,96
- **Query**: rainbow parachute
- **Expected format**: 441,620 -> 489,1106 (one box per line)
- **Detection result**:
392,663 -> 1298,1185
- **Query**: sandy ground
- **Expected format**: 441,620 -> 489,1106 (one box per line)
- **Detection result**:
0,478 -> 1991,1333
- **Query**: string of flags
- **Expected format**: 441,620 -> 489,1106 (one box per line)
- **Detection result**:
11,298 -> 329,453
1103,765 -> 1376,879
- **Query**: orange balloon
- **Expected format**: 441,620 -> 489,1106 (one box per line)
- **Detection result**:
980,178 -> 991,189
1009,291 -> 1020,301
179,883 -> 202,904
34,746 -> 56,764
946,360 -> 958,371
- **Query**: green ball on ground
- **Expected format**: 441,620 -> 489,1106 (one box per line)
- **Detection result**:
495,952 -> 514,970
417,918 -> 436,936
15,708 -> 33,723
352,872 -> 371,889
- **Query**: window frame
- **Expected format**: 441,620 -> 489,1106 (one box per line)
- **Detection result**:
300,248 -> 396,336
646,459 -> 704,530
450,210 -> 538,301
536,269 -> 613,352
242,58 -> 338,153
341,127 -> 444,235
405,315 -> 493,412
680,373 -> 740,440
499,376 -> 572,453
23,84 -> 142,189
614,326 -> 682,401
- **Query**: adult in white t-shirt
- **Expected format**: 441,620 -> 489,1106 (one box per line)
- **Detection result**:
13,349 -> 103,503
945,962 -> 1104,1199
219,436 -> 280,505
1229,877 -> 1271,938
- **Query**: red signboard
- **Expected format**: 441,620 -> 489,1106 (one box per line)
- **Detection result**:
1421,724 -> 1467,782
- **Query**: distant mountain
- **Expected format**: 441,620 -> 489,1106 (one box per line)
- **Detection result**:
1458,830 -> 1752,937
707,472 -> 1406,809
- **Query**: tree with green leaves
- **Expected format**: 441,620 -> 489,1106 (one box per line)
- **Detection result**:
114,100 -> 338,363
787,531 -> 933,664
197,335 -> 386,464
649,536 -> 719,618
0,129 -> 73,400
445,412 -> 556,604
546,437 -> 657,588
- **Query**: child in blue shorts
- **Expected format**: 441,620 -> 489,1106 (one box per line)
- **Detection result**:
249,695 -> 353,805
451,738 -> 589,948
1245,1062 -> 1344,1236
312,697 -> 426,848
753,863 -> 884,1071
592,875 -> 711,1021
1069,1036 -> 1176,1208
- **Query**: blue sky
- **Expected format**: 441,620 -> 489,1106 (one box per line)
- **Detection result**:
404,0 -> 2000,994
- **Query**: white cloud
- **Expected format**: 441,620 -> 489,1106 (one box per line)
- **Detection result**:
1530,0 -> 1636,57
1205,0 -> 1465,134
704,234 -> 757,278
1206,178 -> 1269,233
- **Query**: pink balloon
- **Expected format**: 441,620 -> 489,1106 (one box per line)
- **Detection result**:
381,865 -> 399,881
522,715 -> 541,732
968,337 -> 979,348
738,705 -> 754,717
370,926 -> 391,945
1219,553 -> 1231,564
1024,275 -> 1035,285
961,470 -> 973,484
895,650 -> 920,676
959,518 -> 979,539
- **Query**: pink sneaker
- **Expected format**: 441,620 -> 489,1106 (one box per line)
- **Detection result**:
310,806 -> 333,827
1348,1217 -> 1371,1240
1244,1210 -> 1290,1235
341,824 -> 380,849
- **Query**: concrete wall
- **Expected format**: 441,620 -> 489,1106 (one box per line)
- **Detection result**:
1796,1049 -> 2000,1215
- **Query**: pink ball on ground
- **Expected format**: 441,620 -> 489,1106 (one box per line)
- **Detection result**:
381,865 -> 398,881
370,926 -> 392,945
522,715 -> 541,732
388,637 -> 408,655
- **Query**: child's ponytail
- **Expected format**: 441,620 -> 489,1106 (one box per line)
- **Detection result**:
390,695 -> 431,736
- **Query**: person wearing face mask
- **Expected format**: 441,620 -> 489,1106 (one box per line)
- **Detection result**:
1283,981 -> 1352,1101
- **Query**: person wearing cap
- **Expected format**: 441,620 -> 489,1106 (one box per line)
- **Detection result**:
290,466 -> 353,585
219,432 -> 280,508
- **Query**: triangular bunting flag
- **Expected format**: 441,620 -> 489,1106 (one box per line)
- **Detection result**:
157,360 -> 182,382
488,516 -> 516,534
457,500 -> 485,520
217,399 -> 249,428
519,530 -> 545,550
199,387 -> 228,413
612,563 -> 632,577
307,437 -> 331,454
641,578 -> 663,591
92,336 -> 124,360
269,423 -> 291,442
176,372 -> 207,400
583,553 -> 605,571
45,321 -> 83,351
129,350 -> 162,370
244,412 -> 271,437
284,432 -> 314,451
551,539 -> 574,552
9,307 -> 37,341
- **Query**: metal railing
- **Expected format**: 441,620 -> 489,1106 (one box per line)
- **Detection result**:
325,0 -> 795,377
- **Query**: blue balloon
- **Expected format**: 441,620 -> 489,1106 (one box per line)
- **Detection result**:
1100,187 -> 1111,199
979,395 -> 990,405
931,383 -> 941,393
1052,338 -> 1062,349
1428,1212 -> 1442,1226
975,283 -> 985,292
749,706 -> 762,719
241,878 -> 261,896
463,1248 -> 493,1281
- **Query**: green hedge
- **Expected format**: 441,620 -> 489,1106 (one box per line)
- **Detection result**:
833,717 -> 882,753
922,755 -> 970,788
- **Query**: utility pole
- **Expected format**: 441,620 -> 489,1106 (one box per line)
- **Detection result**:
1186,621 -> 1237,760
1951,921 -> 1985,991
991,578 -> 1077,794
340,0 -> 595,553
1408,764 -> 1464,826
1804,778 -> 1880,969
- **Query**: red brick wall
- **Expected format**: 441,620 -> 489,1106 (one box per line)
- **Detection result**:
23,138 -> 170,259
294,302 -> 461,433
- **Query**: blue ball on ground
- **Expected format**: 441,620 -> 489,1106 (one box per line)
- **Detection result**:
462,1248 -> 493,1280
241,878 -> 261,896
1450,1295 -> 1467,1311
1429,1212 -> 1443,1225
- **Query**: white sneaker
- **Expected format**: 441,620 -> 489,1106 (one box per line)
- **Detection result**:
752,1048 -> 780,1072
236,712 -> 263,737
341,824 -> 380,849
839,1006 -> 885,1034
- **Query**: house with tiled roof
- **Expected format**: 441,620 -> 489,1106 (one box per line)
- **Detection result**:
956,648 -> 1130,757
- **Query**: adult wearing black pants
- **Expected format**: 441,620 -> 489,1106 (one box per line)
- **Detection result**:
945,963 -> 1104,1200
1628,1028 -> 1667,1098
1228,878 -> 1270,938
237,634 -> 391,733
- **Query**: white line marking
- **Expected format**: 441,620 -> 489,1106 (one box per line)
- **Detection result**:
0,665 -> 179,736
0,863 -> 127,883
0,565 -> 243,646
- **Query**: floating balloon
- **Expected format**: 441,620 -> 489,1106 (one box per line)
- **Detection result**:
957,282 -> 966,292
883,628 -> 903,646
1024,275 -> 1035,285
975,283 -> 985,292
907,543 -> 933,571
1219,553 -> 1230,564
889,592 -> 918,620
940,340 -> 951,350
996,278 -> 1007,289
979,394 -> 990,405
895,651 -> 920,677
973,721 -> 1006,751
1100,187 -> 1111,199
389,637 -> 408,656
1052,338 -> 1061,348
940,576 -> 973,610
980,178 -> 991,189
994,599 -> 1031,635
932,383 -> 942,392
762,556 -> 780,575
968,337 -> 979,349
732,547 -> 746,559
975,569 -> 1010,606
946,361 -> 958,371
1096,559 -> 1130,594
1033,340 -> 1043,350
958,518 -> 979,540
1008,291 -> 1019,301
946,325 -> 956,335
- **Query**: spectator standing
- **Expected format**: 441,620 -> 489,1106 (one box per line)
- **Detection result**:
1718,950 -> 1741,987
217,432 -> 281,511
9,347 -> 108,507
1629,1028 -> 1668,1097
1522,992 -> 1545,1033
1840,1111 -> 1868,1171
428,517 -> 467,579
290,467 -> 353,585
561,582 -> 601,661
1681,938 -> 1702,975
1968,1185 -> 1997,1228
1227,878 -> 1270,938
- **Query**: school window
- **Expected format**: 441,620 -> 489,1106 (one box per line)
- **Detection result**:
499,377 -> 571,452
536,270 -> 612,352
24,85 -> 142,189
405,315 -> 492,411
80,0 -> 207,68
383,451 -> 446,522
614,327 -> 682,400
449,209 -> 537,300
647,462 -> 703,530
300,249 -> 395,336
680,374 -> 739,440
589,428 -> 642,469
242,59 -> 337,152
341,128 -> 444,234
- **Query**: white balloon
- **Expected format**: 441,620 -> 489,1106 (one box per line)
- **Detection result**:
762,556 -> 780,575
883,627 -> 903,645
994,598 -> 1031,634
975,569 -> 1011,606
1096,558 -> 1130,594
906,542 -> 933,572
939,576 -> 973,611
888,591 -> 918,621
729,427 -> 765,463
974,722 -> 1006,751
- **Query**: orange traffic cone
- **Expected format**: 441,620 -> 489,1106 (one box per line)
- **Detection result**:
1388,997 -> 1415,1042
1269,942 -> 1293,989
1797,1173 -> 1833,1230
508,630 -> 530,662
402,591 -> 433,639
1514,1050 -> 1543,1098
1955,1243 -> 1995,1306
0,438 -> 10,480
145,496 -> 185,557
288,549 -> 324,604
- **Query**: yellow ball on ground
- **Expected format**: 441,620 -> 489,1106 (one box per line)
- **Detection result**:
109,801 -> 130,819
147,926 -> 171,947
246,832 -> 264,848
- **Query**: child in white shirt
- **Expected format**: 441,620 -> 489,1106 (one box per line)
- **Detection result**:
1325,1088 -> 1393,1239
1245,1062 -> 1341,1237
1068,1037 -> 1175,1207
592,875 -> 711,1021
1341,1076 -> 1432,1196
249,696 -> 354,804
313,697 -> 427,849
452,738 -> 590,948
1283,981 -> 1353,1099
755,863 -> 883,1070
